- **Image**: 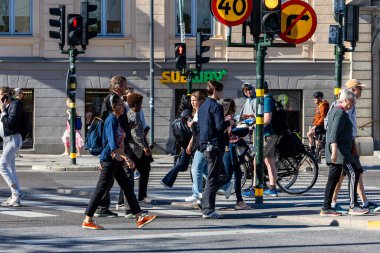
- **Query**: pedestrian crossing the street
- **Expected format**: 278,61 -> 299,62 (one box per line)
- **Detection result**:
0,170 -> 379,219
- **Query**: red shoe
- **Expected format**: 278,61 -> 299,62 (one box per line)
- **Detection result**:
136,214 -> 157,229
82,220 -> 104,230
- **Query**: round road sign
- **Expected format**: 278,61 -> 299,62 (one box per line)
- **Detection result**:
279,0 -> 317,44
210,0 -> 253,27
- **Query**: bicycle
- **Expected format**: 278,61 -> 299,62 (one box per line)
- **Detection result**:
189,120 -> 319,195
239,134 -> 319,194
304,132 -> 326,164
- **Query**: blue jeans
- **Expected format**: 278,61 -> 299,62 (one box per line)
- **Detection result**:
162,151 -> 191,187
0,133 -> 22,195
191,150 -> 208,198
221,143 -> 243,202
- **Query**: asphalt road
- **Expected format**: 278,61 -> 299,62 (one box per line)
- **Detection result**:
0,170 -> 379,252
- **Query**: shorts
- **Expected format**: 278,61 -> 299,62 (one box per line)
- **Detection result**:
342,155 -> 364,176
264,134 -> 278,158
315,126 -> 326,137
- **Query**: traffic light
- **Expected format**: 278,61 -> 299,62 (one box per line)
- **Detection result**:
67,14 -> 83,47
81,1 -> 98,48
196,32 -> 210,72
175,43 -> 186,73
49,5 -> 65,49
344,5 -> 359,43
262,0 -> 281,35
249,0 -> 262,37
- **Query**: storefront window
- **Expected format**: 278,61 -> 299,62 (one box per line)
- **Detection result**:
271,90 -> 302,133
89,0 -> 122,35
176,0 -> 213,36
84,89 -> 109,134
0,0 -> 31,34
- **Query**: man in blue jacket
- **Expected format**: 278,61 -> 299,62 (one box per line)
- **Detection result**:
198,80 -> 233,219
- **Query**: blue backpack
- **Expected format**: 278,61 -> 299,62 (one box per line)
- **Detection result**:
84,117 -> 104,156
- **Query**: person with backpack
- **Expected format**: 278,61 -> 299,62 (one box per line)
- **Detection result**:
0,87 -> 26,207
160,93 -> 197,189
93,75 -> 130,218
307,92 -> 329,156
243,81 -> 279,198
82,95 -> 157,230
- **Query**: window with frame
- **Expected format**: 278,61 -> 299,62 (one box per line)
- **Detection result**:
0,0 -> 32,35
88,0 -> 122,36
176,0 -> 213,36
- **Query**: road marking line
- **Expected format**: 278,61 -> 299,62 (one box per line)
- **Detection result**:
0,207 -> 57,217
17,226 -> 340,245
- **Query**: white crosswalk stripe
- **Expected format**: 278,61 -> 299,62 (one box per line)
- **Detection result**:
0,170 -> 379,218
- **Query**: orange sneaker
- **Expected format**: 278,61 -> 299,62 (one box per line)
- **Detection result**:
136,214 -> 157,229
82,220 -> 104,230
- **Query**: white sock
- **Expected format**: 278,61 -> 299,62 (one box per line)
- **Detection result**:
331,202 -> 337,208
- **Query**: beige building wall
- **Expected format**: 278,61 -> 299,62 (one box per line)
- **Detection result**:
0,0 -> 377,153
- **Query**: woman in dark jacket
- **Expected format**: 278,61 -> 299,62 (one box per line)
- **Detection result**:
0,87 -> 26,207
82,95 -> 156,230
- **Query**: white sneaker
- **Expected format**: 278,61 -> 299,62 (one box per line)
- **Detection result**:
116,203 -> 125,210
198,193 -> 202,199
373,206 -> 380,213
8,192 -> 25,207
185,195 -> 199,202
139,197 -> 152,204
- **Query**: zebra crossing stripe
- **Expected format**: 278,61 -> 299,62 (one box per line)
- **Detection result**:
0,207 -> 57,218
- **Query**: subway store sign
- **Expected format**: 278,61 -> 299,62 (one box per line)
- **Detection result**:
160,70 -> 227,84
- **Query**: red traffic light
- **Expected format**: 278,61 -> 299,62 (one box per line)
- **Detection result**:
177,45 -> 184,55
72,17 -> 78,28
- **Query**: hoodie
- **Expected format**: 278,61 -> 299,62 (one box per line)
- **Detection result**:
238,83 -> 256,121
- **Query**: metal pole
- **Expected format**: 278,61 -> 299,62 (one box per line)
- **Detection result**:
186,71 -> 193,96
149,0 -> 155,146
68,48 -> 77,165
254,37 -> 265,205
334,13 -> 344,98
178,0 -> 185,43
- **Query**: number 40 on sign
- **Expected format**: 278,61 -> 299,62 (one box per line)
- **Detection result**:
210,0 -> 253,27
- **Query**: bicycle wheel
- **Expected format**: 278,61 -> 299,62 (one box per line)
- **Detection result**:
276,151 -> 318,194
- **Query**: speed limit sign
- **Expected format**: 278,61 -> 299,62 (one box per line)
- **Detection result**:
211,0 -> 253,26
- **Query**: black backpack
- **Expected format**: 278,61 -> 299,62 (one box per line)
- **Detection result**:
171,117 -> 192,148
270,96 -> 288,136
276,132 -> 305,159
84,117 -> 104,156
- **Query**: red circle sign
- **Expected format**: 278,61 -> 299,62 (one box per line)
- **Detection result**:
279,0 -> 317,44
210,0 -> 253,27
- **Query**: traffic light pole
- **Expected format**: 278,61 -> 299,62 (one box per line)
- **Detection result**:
254,34 -> 272,205
66,48 -> 84,165
186,71 -> 193,96
334,14 -> 344,97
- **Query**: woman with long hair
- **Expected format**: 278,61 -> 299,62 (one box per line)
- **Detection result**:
221,98 -> 250,209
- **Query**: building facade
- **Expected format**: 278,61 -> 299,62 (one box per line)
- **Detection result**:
0,0 -> 379,154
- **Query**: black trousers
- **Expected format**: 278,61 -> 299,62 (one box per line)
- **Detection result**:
85,159 -> 142,217
322,163 -> 360,210
130,152 -> 151,201
202,147 -> 225,215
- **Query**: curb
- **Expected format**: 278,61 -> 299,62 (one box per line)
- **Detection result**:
277,214 -> 380,230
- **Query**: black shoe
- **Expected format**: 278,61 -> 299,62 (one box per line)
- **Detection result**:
94,209 -> 118,218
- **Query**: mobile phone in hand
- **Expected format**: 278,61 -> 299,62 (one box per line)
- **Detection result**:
1,94 -> 8,103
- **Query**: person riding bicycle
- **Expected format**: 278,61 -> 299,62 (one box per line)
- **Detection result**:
307,91 -> 329,156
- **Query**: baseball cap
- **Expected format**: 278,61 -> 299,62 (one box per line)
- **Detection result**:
14,88 -> 23,95
345,79 -> 367,89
